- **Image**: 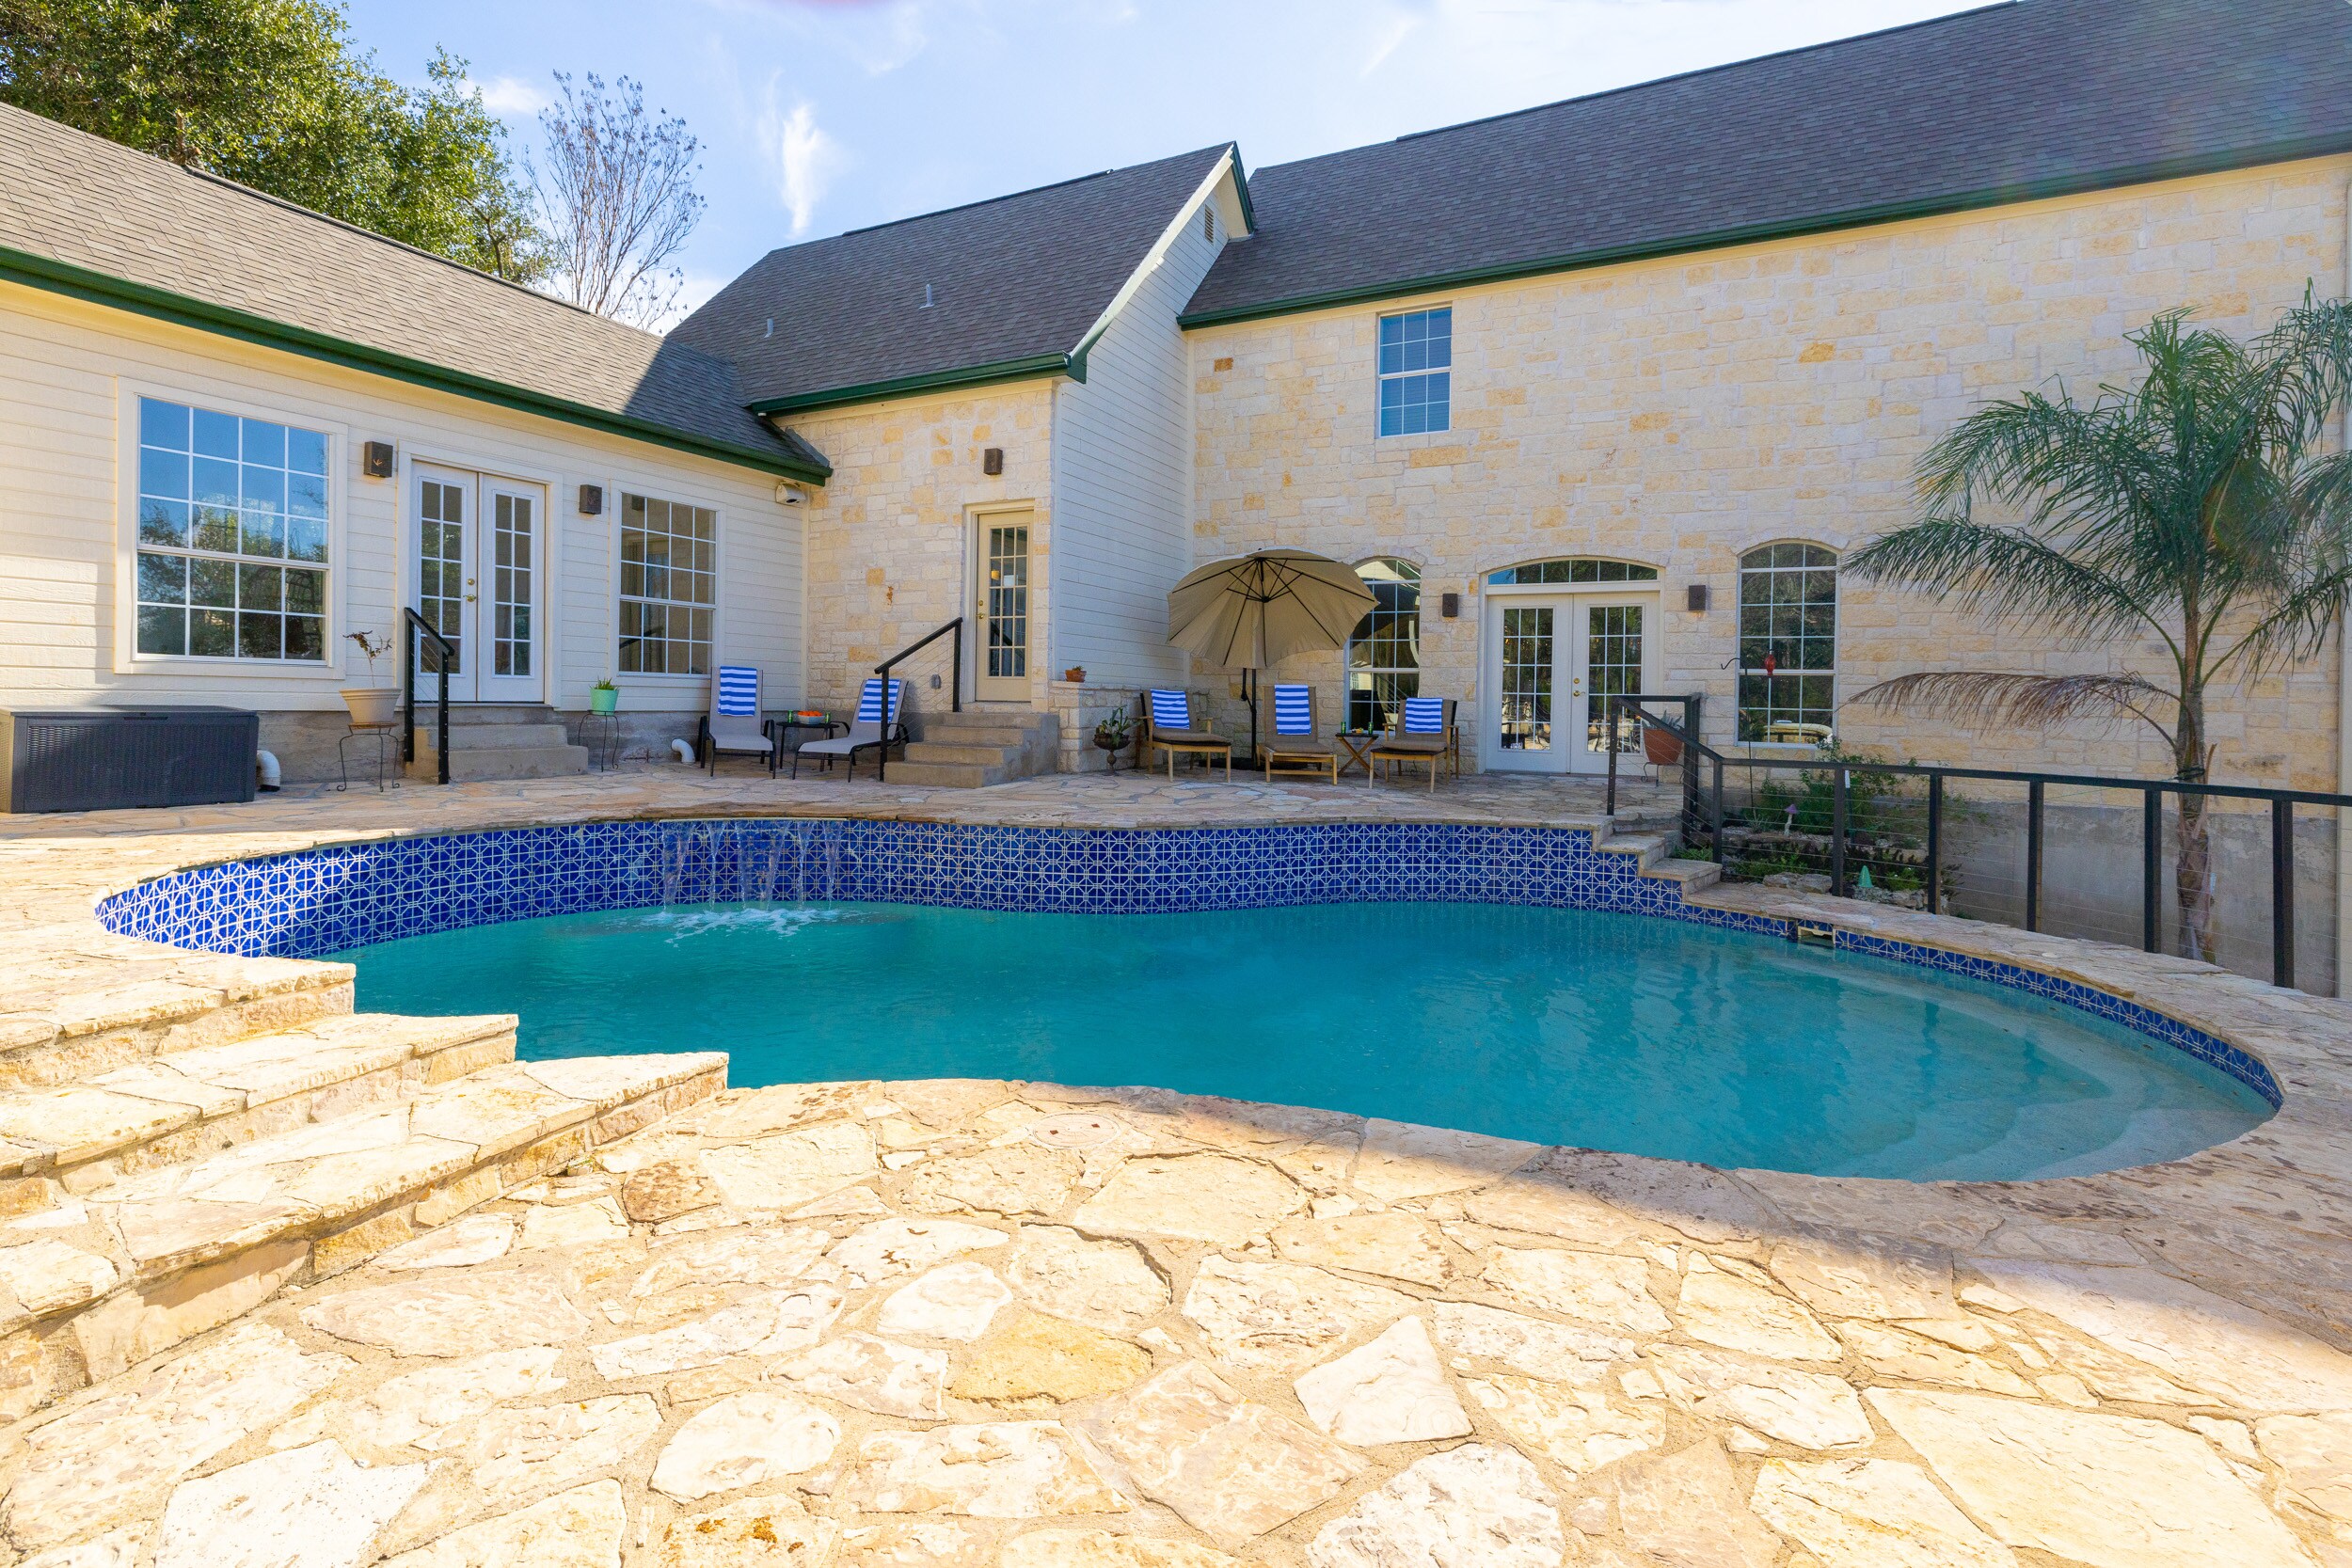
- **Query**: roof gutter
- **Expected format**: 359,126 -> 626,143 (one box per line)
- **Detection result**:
746,352 -> 1079,418
1176,135 -> 2352,329
0,245 -> 834,484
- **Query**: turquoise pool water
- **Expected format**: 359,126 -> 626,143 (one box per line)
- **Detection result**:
342,899 -> 2271,1180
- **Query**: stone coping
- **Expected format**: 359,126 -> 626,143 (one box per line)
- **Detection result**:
16,1074 -> 2352,1566
3,775 -> 2352,1334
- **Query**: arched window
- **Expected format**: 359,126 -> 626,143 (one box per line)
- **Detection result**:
1346,560 -> 1421,732
1738,543 -> 1837,742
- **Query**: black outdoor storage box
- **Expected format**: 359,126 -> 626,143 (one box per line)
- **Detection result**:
0,707 -> 258,812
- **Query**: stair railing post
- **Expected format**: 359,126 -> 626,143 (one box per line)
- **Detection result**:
1710,755 -> 1725,865
1605,698 -> 1619,816
402,614 -> 417,765
437,647 -> 449,785
952,617 -> 962,714
2143,788 -> 2163,953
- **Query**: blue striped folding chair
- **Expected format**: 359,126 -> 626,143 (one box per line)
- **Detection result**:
703,665 -> 778,775
1143,688 -> 1231,780
793,677 -> 907,780
1370,696 -> 1457,791
1261,684 -> 1338,783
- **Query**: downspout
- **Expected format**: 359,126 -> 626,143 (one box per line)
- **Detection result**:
2337,179 -> 2352,995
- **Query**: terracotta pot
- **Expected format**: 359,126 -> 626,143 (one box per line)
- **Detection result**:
1643,727 -> 1683,766
341,688 -> 400,728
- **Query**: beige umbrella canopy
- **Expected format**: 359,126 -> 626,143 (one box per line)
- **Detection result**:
1167,549 -> 1375,671
1167,549 -> 1375,756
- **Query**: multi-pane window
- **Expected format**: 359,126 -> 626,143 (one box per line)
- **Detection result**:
1486,559 -> 1659,586
134,397 -> 328,660
618,493 -> 715,675
1376,308 -> 1451,436
1345,559 -> 1421,731
1738,542 -> 1837,741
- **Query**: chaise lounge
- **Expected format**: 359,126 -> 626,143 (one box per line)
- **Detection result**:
1369,696 -> 1459,791
793,677 -> 907,781
1142,689 -> 1232,780
700,664 -> 780,775
1260,684 -> 1339,783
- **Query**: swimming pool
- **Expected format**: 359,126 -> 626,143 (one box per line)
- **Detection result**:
96,816 -> 2277,1181
339,898 -> 2269,1181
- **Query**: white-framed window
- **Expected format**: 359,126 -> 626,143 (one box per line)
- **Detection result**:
617,491 -> 715,674
133,396 -> 329,661
1345,559 -> 1422,731
1738,542 -> 1838,741
1377,307 -> 1451,436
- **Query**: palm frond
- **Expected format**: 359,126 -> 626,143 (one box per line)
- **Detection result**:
1851,671 -> 2177,746
1842,515 -> 2168,651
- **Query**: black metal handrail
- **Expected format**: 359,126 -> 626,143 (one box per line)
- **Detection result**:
1604,693 -> 2347,990
870,617 -> 962,783
401,608 -> 453,786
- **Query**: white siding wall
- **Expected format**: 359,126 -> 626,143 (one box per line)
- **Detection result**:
1047,170 -> 1232,689
0,284 -> 803,722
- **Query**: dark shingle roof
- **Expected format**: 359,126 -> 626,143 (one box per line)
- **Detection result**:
1184,0 -> 2352,325
0,103 -> 829,480
670,145 -> 1232,412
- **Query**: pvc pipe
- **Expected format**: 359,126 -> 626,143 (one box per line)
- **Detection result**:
671,738 -> 694,764
255,750 -> 281,792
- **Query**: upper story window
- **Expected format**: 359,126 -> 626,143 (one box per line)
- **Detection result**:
618,492 -> 716,675
1487,559 -> 1659,586
1377,308 -> 1451,436
134,397 -> 328,661
1346,559 -> 1421,731
1738,543 -> 1837,742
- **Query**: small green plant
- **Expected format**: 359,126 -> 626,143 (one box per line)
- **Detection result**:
1092,705 -> 1132,746
593,676 -> 618,693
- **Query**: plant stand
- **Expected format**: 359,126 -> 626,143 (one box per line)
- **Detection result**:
337,723 -> 401,793
581,711 -> 623,771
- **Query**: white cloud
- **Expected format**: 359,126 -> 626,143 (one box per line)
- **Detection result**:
470,75 -> 551,117
759,91 -> 844,237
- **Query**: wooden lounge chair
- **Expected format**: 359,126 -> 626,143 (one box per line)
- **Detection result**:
793,677 -> 906,780
1143,689 -> 1232,780
1369,696 -> 1459,791
700,664 -> 779,776
1261,684 -> 1338,783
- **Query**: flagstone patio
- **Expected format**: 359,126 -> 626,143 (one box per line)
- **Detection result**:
2,769 -> 2352,1566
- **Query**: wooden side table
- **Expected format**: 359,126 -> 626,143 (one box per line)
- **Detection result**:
1334,732 -> 1379,779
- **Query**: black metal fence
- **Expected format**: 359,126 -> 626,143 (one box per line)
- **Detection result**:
1607,694 -> 2348,994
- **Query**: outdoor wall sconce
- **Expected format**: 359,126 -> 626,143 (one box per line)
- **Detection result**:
579,483 -> 604,515
361,441 -> 394,478
983,448 -> 1004,475
1686,584 -> 1710,612
1440,593 -> 1461,619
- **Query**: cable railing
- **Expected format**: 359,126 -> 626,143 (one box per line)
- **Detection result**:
400,608 -> 454,786
871,618 -> 961,783
1606,693 -> 2349,993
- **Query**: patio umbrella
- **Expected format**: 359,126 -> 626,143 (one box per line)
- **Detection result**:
1167,549 -> 1375,757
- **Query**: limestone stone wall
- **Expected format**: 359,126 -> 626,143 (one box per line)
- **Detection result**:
789,384 -> 1057,732
1187,156 -> 2352,789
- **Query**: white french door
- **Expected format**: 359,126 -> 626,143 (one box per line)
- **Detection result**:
973,509 -> 1033,703
1482,593 -> 1659,775
412,463 -> 545,703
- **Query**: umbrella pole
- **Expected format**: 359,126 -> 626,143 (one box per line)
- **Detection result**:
1247,668 -> 1259,763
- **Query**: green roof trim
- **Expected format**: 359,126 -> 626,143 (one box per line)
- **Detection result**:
1177,135 -> 2352,329
0,244 -> 834,483
746,352 -> 1081,417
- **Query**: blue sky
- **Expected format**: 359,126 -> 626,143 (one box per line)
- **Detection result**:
343,0 -> 1985,313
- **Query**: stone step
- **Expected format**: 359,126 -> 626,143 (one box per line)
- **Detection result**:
0,958 -> 356,1094
0,1048 -> 725,1413
416,722 -> 572,751
0,1013 -> 516,1192
428,704 -> 563,726
406,743 -> 590,783
901,741 -> 1022,768
913,725 -> 1041,750
925,708 -> 1057,736
879,759 -> 1003,788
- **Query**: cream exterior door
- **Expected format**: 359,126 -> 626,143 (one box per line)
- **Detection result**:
974,512 -> 1032,703
1483,592 -> 1659,774
412,465 -> 545,704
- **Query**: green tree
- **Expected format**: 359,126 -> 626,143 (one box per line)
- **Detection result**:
0,0 -> 544,281
1848,298 -> 2352,960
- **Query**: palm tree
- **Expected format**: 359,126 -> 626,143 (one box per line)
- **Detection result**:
1846,297 -> 2352,961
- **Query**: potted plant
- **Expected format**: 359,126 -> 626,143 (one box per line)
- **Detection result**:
590,677 -> 620,715
341,631 -> 399,727
1643,724 -> 1684,766
1092,705 -> 1132,772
